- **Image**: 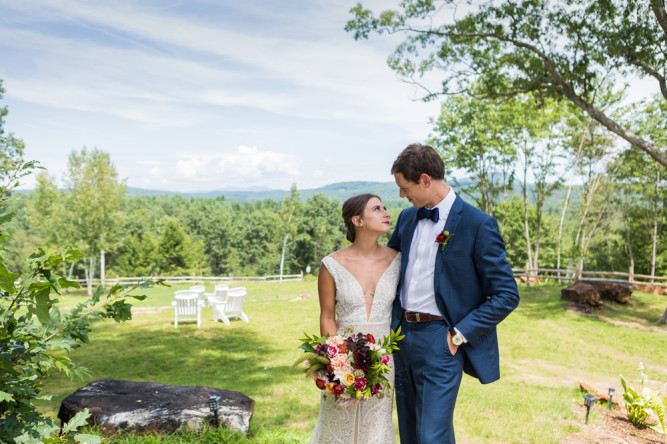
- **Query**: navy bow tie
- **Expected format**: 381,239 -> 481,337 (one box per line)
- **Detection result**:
416,206 -> 439,223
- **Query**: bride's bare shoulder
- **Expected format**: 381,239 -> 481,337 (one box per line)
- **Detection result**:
329,246 -> 353,262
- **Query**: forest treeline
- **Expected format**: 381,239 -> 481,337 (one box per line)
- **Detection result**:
3,143 -> 664,288
0,79 -> 665,291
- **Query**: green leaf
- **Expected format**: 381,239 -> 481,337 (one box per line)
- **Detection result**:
0,390 -> 14,402
33,286 -> 54,324
74,434 -> 102,444
62,408 -> 92,434
0,211 -> 16,224
0,262 -> 19,293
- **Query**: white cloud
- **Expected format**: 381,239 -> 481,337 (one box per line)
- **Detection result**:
174,145 -> 301,187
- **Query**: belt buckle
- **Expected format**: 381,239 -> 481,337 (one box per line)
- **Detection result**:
415,312 -> 422,322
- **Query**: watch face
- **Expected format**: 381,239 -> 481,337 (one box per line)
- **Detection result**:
453,335 -> 463,346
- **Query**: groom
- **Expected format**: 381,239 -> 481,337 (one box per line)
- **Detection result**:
387,143 -> 520,443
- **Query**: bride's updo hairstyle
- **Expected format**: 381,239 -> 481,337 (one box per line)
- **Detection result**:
342,193 -> 381,243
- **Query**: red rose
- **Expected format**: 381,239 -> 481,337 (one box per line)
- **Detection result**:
332,384 -> 344,396
365,333 -> 375,344
435,232 -> 447,243
315,379 -> 326,390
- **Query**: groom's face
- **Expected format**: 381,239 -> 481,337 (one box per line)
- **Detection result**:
394,172 -> 428,208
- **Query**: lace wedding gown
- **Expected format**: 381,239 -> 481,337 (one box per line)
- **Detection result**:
310,253 -> 401,444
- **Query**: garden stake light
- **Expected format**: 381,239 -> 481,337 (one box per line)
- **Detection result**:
583,394 -> 597,424
608,387 -> 615,410
208,395 -> 221,426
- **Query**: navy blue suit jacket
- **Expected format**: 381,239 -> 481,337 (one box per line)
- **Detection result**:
387,194 -> 519,384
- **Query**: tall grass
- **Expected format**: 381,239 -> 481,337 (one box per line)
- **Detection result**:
40,281 -> 667,443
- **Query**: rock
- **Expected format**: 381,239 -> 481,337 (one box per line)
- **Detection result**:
561,281 -> 601,307
578,279 -> 633,304
58,379 -> 254,436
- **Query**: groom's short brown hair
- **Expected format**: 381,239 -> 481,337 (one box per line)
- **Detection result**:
391,143 -> 445,183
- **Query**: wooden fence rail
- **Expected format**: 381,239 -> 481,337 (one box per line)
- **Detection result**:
512,267 -> 667,288
71,273 -> 304,286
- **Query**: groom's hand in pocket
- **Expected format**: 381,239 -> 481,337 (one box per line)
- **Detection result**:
446,331 -> 459,355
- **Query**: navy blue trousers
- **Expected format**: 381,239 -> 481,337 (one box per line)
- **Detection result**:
394,319 -> 464,444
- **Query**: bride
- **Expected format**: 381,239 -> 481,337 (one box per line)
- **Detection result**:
310,193 -> 400,444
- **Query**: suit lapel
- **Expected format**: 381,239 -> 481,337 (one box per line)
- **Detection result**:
435,194 -> 463,283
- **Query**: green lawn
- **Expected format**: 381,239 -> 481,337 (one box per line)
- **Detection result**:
39,281 -> 667,443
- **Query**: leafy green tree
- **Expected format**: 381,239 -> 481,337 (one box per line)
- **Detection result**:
158,218 -> 200,274
64,148 -> 126,295
291,193 -> 346,274
429,94 -> 517,216
278,185 -> 303,279
0,161 -> 161,443
346,0 -> 667,168
28,172 -> 79,280
0,80 -> 25,181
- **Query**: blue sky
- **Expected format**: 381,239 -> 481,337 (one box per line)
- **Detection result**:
0,0 -> 441,192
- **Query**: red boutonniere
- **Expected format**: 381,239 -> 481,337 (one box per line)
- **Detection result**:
435,230 -> 450,251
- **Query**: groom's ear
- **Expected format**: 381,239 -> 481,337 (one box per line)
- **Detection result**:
420,173 -> 432,188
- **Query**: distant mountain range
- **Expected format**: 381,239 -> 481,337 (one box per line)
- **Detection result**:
125,181 -> 412,207
21,179 -> 580,211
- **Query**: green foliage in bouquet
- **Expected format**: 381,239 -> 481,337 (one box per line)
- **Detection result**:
620,362 -> 667,435
294,326 -> 404,402
0,161 -> 165,443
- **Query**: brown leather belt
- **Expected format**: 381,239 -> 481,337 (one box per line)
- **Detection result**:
402,310 -> 444,323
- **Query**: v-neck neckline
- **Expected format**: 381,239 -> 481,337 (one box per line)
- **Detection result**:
327,253 -> 399,322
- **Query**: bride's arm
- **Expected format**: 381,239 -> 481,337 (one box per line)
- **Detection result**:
318,264 -> 337,337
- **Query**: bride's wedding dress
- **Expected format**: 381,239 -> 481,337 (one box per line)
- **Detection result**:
310,253 -> 401,444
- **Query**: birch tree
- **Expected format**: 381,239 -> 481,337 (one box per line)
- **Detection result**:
65,148 -> 125,295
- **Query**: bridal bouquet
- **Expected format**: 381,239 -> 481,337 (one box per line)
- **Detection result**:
295,326 -> 404,404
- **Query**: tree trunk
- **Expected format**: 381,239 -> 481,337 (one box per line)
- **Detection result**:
521,156 -> 533,285
84,254 -> 96,297
557,185 -> 572,279
658,306 -> 667,325
279,233 -> 289,281
100,249 -> 106,289
650,168 -> 660,283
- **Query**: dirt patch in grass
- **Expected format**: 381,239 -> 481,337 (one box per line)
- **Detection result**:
563,303 -> 667,333
562,409 -> 664,443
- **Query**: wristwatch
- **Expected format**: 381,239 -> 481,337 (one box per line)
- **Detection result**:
449,328 -> 464,346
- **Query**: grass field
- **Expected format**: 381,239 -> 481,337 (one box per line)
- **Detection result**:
38,280 -> 667,443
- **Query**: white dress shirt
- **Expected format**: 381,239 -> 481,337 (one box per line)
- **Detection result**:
400,187 -> 456,315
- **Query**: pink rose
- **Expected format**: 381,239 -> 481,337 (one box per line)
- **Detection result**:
381,355 -> 390,365
327,345 -> 338,359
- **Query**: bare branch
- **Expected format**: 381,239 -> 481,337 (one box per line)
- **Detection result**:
627,58 -> 667,101
404,28 -> 667,168
652,0 -> 667,36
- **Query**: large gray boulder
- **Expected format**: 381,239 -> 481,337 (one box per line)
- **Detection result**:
58,379 -> 254,436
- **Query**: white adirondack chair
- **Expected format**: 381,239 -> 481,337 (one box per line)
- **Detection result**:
172,290 -> 204,328
189,285 -> 206,306
204,284 -> 229,307
212,287 -> 249,325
